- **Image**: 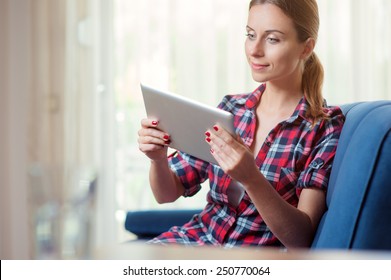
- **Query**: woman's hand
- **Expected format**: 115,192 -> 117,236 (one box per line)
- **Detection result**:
205,125 -> 259,185
138,119 -> 171,161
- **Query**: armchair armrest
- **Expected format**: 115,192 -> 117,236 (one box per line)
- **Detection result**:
125,209 -> 201,239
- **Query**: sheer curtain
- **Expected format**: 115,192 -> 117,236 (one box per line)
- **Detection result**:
27,0 -> 102,258
0,0 -> 115,259
318,0 -> 391,103
27,0 -> 117,257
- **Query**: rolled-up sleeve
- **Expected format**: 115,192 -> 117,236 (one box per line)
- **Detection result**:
168,151 -> 210,197
297,108 -> 345,194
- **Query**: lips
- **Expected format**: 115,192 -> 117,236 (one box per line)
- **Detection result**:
251,62 -> 269,71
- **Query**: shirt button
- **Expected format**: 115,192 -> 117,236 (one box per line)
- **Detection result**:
266,141 -> 272,147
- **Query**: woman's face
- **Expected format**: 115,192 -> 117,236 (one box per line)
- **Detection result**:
245,4 -> 310,85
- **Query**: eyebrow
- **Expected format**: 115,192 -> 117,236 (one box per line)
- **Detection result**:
246,25 -> 286,35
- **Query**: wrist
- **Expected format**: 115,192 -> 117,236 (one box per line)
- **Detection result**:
150,157 -> 168,165
241,168 -> 267,191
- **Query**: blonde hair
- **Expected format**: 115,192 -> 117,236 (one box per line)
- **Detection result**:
249,0 -> 326,122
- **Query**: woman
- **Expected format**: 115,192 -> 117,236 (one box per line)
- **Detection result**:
137,0 -> 344,248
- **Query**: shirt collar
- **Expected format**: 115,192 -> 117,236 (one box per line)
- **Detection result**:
244,83 -> 265,109
244,83 -> 311,123
286,96 -> 310,123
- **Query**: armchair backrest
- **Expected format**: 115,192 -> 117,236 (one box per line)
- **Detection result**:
312,101 -> 391,250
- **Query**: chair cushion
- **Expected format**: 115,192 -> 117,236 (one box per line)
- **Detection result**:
124,209 -> 199,239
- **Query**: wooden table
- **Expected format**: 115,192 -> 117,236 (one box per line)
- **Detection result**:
95,241 -> 391,260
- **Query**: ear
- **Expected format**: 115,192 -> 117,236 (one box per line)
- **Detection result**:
301,38 -> 315,60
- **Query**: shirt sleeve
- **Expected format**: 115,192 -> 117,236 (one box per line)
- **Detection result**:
297,107 -> 345,193
168,151 -> 210,197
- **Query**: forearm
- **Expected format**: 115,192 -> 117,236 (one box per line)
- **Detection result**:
243,172 -> 317,248
149,159 -> 185,204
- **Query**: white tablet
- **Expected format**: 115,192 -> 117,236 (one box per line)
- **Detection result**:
141,83 -> 235,165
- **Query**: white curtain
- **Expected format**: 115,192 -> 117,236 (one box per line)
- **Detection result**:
28,0 -> 102,259
318,0 -> 391,103
29,0 -> 118,258
0,0 -> 116,259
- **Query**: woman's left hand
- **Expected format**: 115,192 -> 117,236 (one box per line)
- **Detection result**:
205,124 -> 259,185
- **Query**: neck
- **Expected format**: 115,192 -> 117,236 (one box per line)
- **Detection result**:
260,63 -> 304,110
260,81 -> 303,112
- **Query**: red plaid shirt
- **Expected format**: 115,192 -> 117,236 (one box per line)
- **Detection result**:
150,84 -> 345,247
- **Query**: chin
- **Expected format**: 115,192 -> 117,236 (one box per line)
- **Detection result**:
251,73 -> 269,84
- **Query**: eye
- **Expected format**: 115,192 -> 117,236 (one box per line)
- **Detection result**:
266,36 -> 280,44
245,32 -> 256,40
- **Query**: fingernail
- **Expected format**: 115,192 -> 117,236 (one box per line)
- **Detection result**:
213,125 -> 219,132
206,137 -> 211,143
152,120 -> 158,126
163,135 -> 170,140
205,131 -> 211,137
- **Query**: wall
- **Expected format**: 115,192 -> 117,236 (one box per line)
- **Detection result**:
0,0 -> 32,259
0,0 -> 9,259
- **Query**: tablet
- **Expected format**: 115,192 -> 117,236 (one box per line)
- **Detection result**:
141,83 -> 235,165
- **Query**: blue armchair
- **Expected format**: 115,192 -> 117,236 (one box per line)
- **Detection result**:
125,101 -> 391,250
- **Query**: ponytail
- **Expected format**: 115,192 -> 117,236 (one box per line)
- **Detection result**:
302,52 -> 327,123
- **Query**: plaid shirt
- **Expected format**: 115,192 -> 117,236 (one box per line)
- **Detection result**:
150,84 -> 345,247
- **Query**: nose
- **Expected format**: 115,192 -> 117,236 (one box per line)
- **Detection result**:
247,39 -> 264,58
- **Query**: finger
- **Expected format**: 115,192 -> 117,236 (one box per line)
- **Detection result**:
206,130 -> 249,171
138,123 -> 170,142
211,124 -> 241,148
209,146 -> 236,169
138,126 -> 168,138
139,143 -> 167,153
209,147 -> 224,167
138,133 -> 170,146
207,127 -> 239,155
141,118 -> 160,128
206,135 -> 238,169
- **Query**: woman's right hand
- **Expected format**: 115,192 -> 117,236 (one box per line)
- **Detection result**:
138,119 -> 171,161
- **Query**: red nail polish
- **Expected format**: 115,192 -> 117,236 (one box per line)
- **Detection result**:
205,131 -> 211,137
152,120 -> 158,126
213,125 -> 219,132
206,137 -> 211,143
163,135 -> 170,140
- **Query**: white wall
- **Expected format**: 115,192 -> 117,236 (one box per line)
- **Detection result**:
0,0 -> 32,259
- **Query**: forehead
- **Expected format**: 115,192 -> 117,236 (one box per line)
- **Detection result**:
247,3 -> 296,34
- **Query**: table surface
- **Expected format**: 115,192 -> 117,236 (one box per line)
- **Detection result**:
94,241 -> 391,260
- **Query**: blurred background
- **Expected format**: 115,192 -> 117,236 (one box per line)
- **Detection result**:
1,0 -> 390,259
